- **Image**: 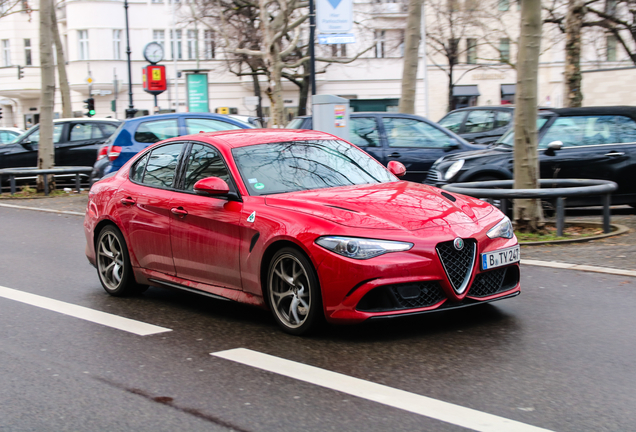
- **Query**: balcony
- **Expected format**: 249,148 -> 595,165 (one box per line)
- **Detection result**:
371,0 -> 408,16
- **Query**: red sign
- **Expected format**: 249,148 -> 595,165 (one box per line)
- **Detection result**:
142,65 -> 167,94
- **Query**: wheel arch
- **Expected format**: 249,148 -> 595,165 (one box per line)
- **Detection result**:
458,165 -> 512,182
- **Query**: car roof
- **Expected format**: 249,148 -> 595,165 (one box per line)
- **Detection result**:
122,112 -> 250,123
175,128 -> 338,149
52,117 -> 121,123
545,106 -> 636,119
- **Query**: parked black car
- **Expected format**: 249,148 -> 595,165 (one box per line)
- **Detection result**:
437,106 -> 515,145
426,106 -> 636,206
0,118 -> 121,169
287,112 -> 483,182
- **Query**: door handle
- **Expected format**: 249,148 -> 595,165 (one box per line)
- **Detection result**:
171,207 -> 188,217
604,151 -> 625,157
388,152 -> 401,158
120,197 -> 135,206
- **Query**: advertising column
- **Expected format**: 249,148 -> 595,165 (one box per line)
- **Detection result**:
186,74 -> 210,113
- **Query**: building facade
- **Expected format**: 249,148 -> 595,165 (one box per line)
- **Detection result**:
0,0 -> 633,129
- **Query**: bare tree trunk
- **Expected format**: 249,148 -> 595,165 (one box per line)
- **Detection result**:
258,0 -> 285,127
38,0 -> 56,191
513,0 -> 543,232
447,65 -> 454,112
564,0 -> 584,107
51,4 -> 72,118
250,72 -> 264,124
399,0 -> 422,114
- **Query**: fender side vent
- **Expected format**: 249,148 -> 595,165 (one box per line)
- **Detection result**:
441,192 -> 457,202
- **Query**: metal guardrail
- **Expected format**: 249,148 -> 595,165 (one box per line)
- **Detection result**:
441,179 -> 618,236
0,166 -> 93,196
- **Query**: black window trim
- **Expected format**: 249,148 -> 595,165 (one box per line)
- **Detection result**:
128,141 -> 190,192
174,140 -> 242,201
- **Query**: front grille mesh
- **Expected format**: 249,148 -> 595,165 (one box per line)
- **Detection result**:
425,170 -> 441,184
469,268 -> 507,297
436,239 -> 476,292
389,282 -> 445,309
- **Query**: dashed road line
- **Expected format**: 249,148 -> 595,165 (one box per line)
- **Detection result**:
522,259 -> 636,277
212,348 -> 554,432
0,285 -> 171,336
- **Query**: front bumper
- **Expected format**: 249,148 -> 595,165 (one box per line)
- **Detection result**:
315,232 -> 520,324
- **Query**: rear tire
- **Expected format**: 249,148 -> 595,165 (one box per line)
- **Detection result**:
266,247 -> 323,335
96,225 -> 146,296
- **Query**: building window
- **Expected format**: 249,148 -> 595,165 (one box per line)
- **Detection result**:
187,29 -> 197,60
170,29 -> 182,60
331,44 -> 347,58
24,38 -> 32,65
607,35 -> 617,61
153,30 -> 165,49
498,0 -> 509,11
2,40 -> 10,66
499,38 -> 510,63
78,30 -> 89,60
151,0 -> 163,3
204,30 -> 215,59
374,30 -> 385,58
113,30 -> 122,60
466,38 -> 476,64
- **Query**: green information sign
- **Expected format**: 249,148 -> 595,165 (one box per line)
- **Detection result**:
186,73 -> 210,113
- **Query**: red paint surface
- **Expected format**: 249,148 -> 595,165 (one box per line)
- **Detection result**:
85,129 -> 520,324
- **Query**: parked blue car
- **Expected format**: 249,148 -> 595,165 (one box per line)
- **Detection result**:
91,113 -> 254,184
287,112 -> 483,183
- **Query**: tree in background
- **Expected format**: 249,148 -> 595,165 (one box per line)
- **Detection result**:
399,0 -> 423,114
38,0 -> 55,191
513,0 -> 544,232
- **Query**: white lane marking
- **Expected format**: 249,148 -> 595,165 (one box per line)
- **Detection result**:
0,202 -> 84,216
522,259 -> 636,278
0,285 -> 171,336
212,348 -> 553,432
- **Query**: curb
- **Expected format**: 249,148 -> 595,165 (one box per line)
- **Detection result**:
0,202 -> 85,216
519,221 -> 629,245
522,259 -> 636,278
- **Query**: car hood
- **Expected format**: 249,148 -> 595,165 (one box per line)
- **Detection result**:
264,182 -> 495,231
440,146 -> 512,163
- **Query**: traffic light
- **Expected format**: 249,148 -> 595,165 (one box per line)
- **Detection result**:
17,65 -> 24,80
84,97 -> 95,117
0,106 -> 3,120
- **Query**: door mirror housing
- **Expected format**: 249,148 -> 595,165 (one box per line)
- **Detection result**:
193,177 -> 230,196
544,140 -> 563,156
387,160 -> 406,178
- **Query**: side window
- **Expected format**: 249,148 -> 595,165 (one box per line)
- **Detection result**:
615,116 -> 636,143
141,143 -> 184,188
349,117 -> 380,147
539,116 -> 617,148
100,123 -> 120,137
185,118 -> 242,134
182,144 -> 231,191
70,123 -> 104,141
130,152 -> 150,183
438,111 -> 466,133
464,110 -> 496,133
24,124 -> 64,147
494,111 -> 512,129
383,117 -> 451,148
134,119 -> 179,144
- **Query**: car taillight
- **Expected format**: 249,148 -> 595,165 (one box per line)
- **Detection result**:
96,145 -> 108,161
108,145 -> 122,162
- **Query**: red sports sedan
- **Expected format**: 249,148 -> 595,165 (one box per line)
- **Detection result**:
84,129 -> 520,335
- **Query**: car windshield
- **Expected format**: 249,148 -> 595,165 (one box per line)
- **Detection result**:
497,117 -> 550,146
232,139 -> 396,196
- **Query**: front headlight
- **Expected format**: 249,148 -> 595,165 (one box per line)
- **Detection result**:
487,216 -> 514,239
315,236 -> 413,260
444,159 -> 465,180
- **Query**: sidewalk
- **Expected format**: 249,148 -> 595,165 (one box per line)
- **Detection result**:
1,194 -> 634,272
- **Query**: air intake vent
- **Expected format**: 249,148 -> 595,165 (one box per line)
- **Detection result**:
436,239 -> 476,294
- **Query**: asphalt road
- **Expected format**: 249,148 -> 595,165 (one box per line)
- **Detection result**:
1,206 -> 635,432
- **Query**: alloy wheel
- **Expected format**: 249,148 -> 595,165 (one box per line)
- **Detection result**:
269,253 -> 312,329
97,231 -> 125,292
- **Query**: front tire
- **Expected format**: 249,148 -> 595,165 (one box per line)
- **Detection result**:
96,225 -> 146,296
267,247 -> 322,335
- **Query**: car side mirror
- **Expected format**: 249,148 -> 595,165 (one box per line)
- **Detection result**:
193,177 -> 230,196
544,140 -> 563,156
444,139 -> 460,151
387,160 -> 406,178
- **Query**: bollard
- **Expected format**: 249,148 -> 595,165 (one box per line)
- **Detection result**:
602,194 -> 611,234
556,197 -> 565,236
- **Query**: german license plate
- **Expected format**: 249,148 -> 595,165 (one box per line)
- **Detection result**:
481,245 -> 520,270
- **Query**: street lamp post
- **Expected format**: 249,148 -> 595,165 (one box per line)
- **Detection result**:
124,0 -> 137,118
